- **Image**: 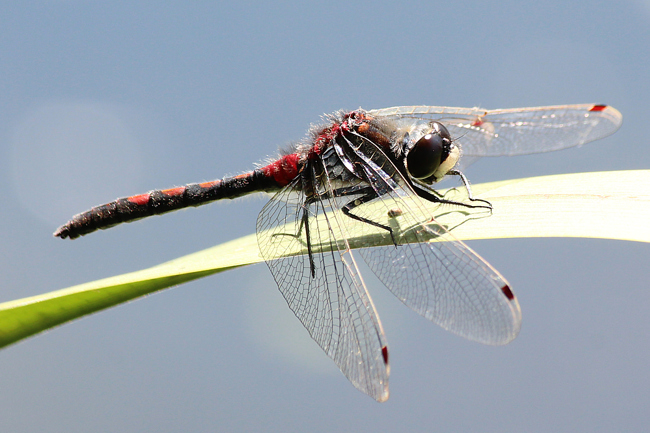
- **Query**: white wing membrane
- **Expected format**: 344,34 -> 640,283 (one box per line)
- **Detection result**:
340,129 -> 522,344
255,103 -> 621,401
257,170 -> 390,402
369,103 -> 622,156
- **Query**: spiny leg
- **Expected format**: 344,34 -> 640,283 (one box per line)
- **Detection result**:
269,184 -> 367,245
271,183 -> 400,276
413,181 -> 492,211
340,188 -> 399,247
447,169 -> 492,208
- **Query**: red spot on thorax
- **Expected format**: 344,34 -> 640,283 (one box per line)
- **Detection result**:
311,111 -> 372,153
589,104 -> 607,112
162,186 -> 186,196
261,111 -> 376,187
313,123 -> 340,153
471,118 -> 484,127
128,193 -> 150,205
357,122 -> 391,149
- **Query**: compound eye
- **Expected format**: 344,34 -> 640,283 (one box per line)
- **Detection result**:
435,122 -> 452,141
406,132 -> 445,179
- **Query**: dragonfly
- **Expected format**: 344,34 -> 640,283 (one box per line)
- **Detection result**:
55,103 -> 623,402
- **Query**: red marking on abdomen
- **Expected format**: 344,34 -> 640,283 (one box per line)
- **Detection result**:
589,104 -> 607,112
199,180 -> 221,188
471,118 -> 483,127
261,153 -> 300,187
128,193 -> 150,205
501,285 -> 515,300
382,346 -> 389,365
162,186 -> 186,196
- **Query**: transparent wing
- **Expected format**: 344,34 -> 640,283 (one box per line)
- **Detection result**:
256,167 -> 390,402
368,103 -> 622,157
337,129 -> 522,344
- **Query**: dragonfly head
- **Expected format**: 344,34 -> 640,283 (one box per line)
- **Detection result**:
404,121 -> 459,184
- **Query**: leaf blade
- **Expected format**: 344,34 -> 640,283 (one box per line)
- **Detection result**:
1,169 -> 648,349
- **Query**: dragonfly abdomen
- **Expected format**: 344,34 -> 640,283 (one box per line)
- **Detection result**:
54,169 -> 277,239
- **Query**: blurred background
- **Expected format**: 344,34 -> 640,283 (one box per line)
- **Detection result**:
1,1 -> 649,432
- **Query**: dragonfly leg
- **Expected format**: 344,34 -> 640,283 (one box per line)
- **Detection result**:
286,185 -> 370,239
414,181 -> 492,210
271,183 -> 398,278
300,204 -> 317,278
302,184 -> 397,243
340,188 -> 398,246
447,169 -> 492,208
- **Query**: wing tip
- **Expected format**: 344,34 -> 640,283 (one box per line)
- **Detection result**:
588,104 -> 623,128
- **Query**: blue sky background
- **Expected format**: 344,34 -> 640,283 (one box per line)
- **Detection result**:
1,1 -> 649,432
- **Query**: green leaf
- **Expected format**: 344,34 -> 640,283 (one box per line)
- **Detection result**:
1,170 -> 648,349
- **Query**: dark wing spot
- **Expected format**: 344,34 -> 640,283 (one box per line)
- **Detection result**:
589,104 -> 607,112
382,346 -> 389,365
501,284 -> 515,300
